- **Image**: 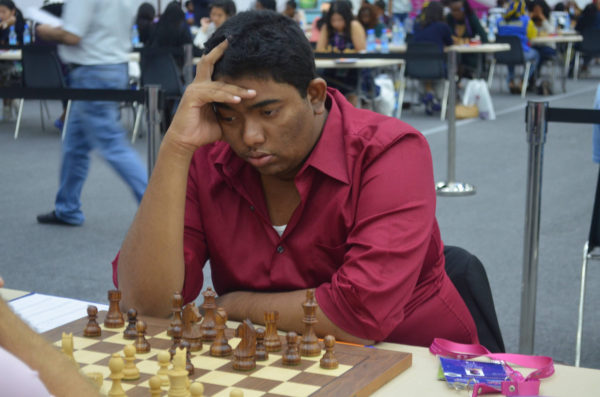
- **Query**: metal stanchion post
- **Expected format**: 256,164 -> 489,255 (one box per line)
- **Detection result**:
519,101 -> 548,355
436,50 -> 476,196
145,85 -> 162,176
183,43 -> 194,86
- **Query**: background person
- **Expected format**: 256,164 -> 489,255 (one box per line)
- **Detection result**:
136,2 -> 157,46
358,2 -> 387,38
35,0 -> 148,226
316,0 -> 366,106
194,0 -> 237,49
0,0 -> 24,121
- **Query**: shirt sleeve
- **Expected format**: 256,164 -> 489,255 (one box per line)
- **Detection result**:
181,155 -> 210,304
0,346 -> 53,396
61,0 -> 95,38
315,130 -> 438,341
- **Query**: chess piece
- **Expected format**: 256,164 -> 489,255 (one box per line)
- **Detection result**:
179,341 -> 194,375
122,344 -> 140,380
190,382 -> 204,397
123,308 -> 138,339
232,319 -> 256,371
230,389 -> 244,397
320,335 -> 339,369
167,348 -> 189,397
61,332 -> 78,367
210,307 -> 232,357
108,353 -> 126,397
84,372 -> 103,389
105,289 -> 124,328
182,303 -> 203,352
300,289 -> 320,357
200,288 -> 217,341
167,291 -> 183,337
135,319 -> 151,353
83,305 -> 101,337
282,332 -> 301,366
169,325 -> 183,358
255,328 -> 268,361
157,350 -> 171,387
264,311 -> 281,352
149,375 -> 163,397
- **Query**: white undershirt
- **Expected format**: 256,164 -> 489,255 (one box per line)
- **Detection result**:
272,224 -> 287,237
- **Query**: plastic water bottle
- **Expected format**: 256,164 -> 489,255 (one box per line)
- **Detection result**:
487,26 -> 496,43
366,29 -> 377,53
380,29 -> 389,53
23,23 -> 31,45
131,24 -> 141,48
391,18 -> 405,46
564,12 -> 571,31
8,25 -> 17,46
480,13 -> 488,29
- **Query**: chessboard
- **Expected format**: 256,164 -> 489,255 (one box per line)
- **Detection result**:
43,313 -> 411,397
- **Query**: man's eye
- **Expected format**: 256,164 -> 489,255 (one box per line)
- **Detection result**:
263,109 -> 277,117
217,113 -> 236,122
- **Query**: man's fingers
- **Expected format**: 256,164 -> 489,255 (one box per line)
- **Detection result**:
195,38 -> 229,81
185,82 -> 256,106
0,276 -> 4,288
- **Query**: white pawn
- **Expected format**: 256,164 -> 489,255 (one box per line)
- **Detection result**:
122,344 -> 140,380
149,375 -> 162,397
157,350 -> 171,387
167,349 -> 188,397
61,332 -> 77,367
108,353 -> 126,397
230,389 -> 244,397
190,382 -> 204,397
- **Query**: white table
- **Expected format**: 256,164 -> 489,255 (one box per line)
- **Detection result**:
436,43 -> 510,197
531,34 -> 582,91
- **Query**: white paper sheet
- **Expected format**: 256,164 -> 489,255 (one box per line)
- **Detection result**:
9,293 -> 107,333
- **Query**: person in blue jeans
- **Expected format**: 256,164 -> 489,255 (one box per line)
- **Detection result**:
36,0 -> 147,226
497,0 -> 541,94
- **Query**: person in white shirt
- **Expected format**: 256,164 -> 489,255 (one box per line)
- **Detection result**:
194,0 -> 237,49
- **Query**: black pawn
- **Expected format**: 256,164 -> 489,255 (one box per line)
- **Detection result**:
123,308 -> 137,340
255,328 -> 268,361
169,325 -> 183,358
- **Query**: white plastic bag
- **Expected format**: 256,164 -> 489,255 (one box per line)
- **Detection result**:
462,79 -> 496,120
374,74 -> 395,117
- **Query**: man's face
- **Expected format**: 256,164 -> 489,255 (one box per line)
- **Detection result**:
213,77 -> 324,180
210,7 -> 227,28
0,6 -> 14,22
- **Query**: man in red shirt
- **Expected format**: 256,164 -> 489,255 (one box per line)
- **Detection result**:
115,11 -> 478,346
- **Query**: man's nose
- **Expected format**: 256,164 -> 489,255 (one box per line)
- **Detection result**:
242,119 -> 266,147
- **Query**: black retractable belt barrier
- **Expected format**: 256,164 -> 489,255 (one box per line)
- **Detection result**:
520,101 -> 600,355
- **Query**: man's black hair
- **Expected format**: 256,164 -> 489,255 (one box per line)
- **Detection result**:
210,0 -> 237,16
204,11 -> 317,98
286,0 -> 297,10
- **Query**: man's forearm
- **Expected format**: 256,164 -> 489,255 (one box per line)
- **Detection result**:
0,299 -> 99,396
216,290 -> 374,345
118,137 -> 194,317
36,26 -> 81,46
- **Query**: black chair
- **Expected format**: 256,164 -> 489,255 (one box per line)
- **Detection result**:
134,47 -> 185,140
573,29 -> 600,80
401,41 -> 449,120
487,35 -> 531,98
444,245 -> 506,353
15,45 -> 71,139
575,165 -> 600,366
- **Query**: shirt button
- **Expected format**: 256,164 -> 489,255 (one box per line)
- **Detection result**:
276,245 -> 284,254
250,206 -> 255,212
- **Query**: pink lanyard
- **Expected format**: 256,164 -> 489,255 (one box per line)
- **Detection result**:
429,338 -> 555,397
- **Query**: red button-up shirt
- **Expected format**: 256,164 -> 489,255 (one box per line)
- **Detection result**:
113,89 -> 477,345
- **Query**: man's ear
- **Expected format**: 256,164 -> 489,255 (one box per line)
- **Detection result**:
306,78 -> 327,115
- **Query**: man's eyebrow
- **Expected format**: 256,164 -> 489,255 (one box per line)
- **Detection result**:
213,99 -> 281,111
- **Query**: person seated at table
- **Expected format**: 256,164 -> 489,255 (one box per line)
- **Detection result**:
114,10 -> 478,348
412,2 -> 452,115
316,0 -> 366,106
374,0 -> 391,27
0,277 -> 100,396
310,2 -> 331,44
283,0 -> 307,26
185,0 -> 196,26
0,0 -> 24,122
497,0 -> 540,94
136,2 -> 157,46
572,0 -> 600,76
529,0 -> 557,93
358,3 -> 387,38
148,1 -> 195,68
194,0 -> 236,49
446,0 -> 488,79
